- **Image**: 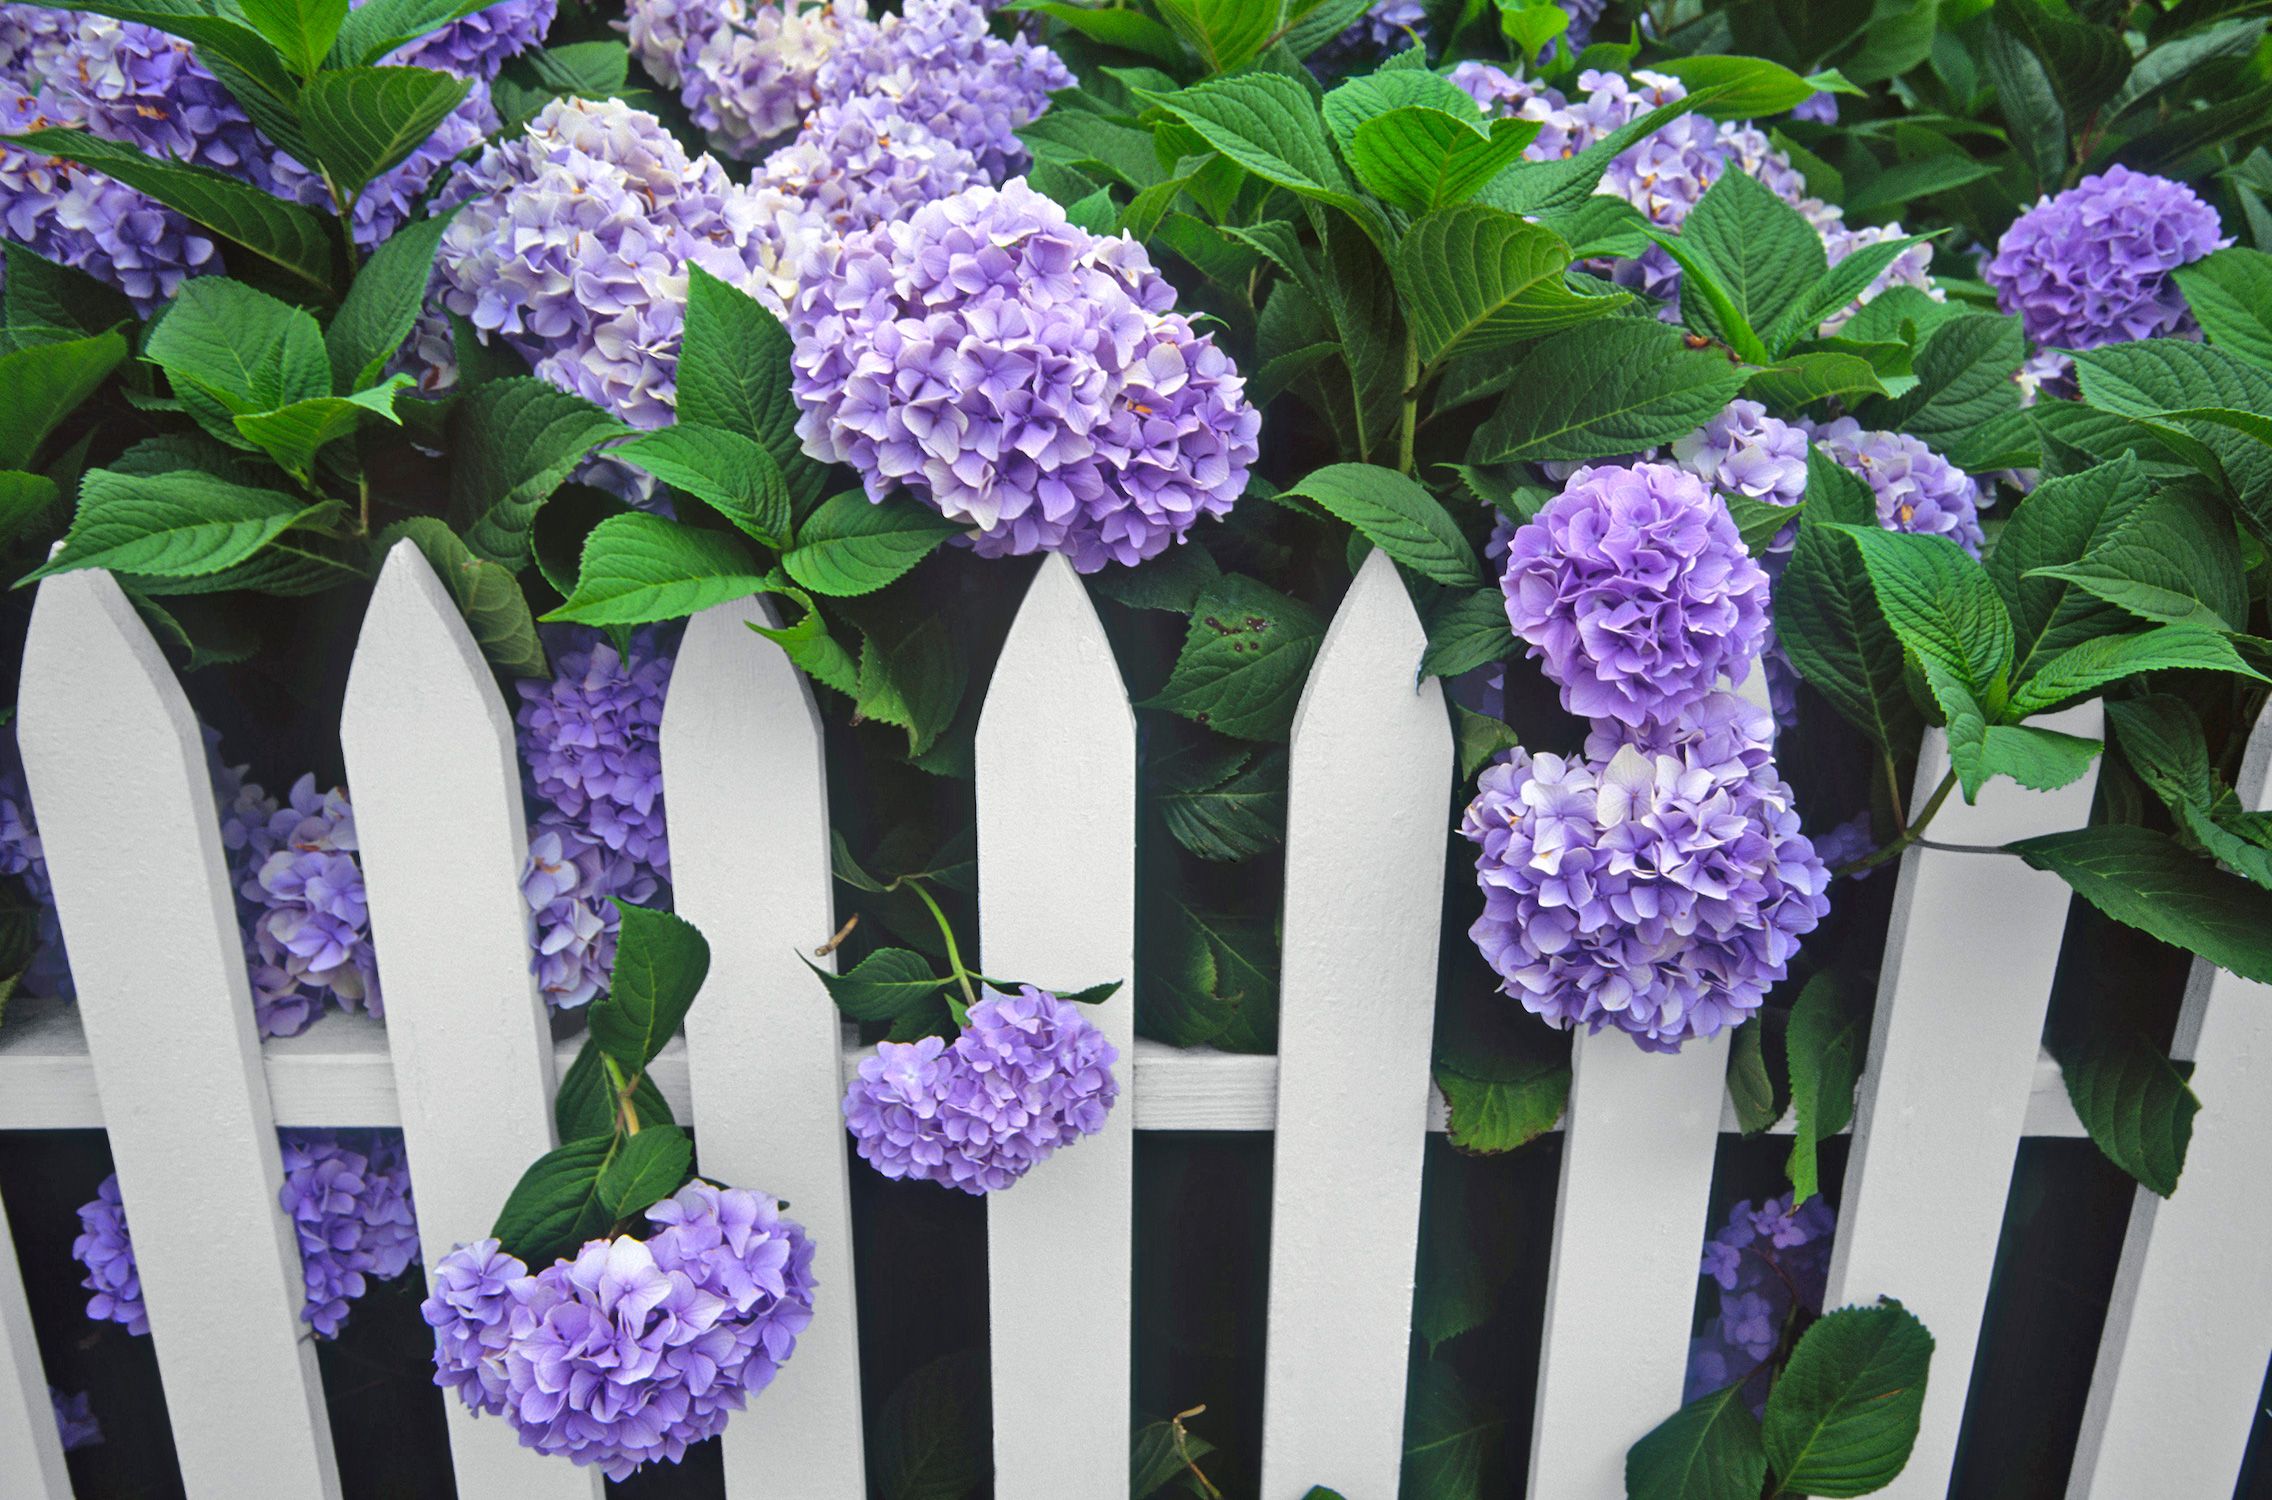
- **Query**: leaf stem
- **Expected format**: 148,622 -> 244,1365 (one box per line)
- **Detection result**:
1880,747 -> 1908,833
897,876 -> 978,1022
1835,768 -> 1959,878
1398,326 -> 1419,477
601,1053 -> 643,1138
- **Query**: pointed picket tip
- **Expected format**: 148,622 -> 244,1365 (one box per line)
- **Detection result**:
1289,547 -> 1442,751
22,566 -> 205,780
671,592 -> 828,751
978,552 -> 1133,757
342,538 -> 520,755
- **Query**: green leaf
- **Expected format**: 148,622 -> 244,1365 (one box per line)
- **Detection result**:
1777,486 -> 1918,754
1743,351 -> 1888,409
1866,312 -> 2025,458
1654,54 -> 1822,117
1089,537 -> 1221,613
6,128 -> 335,296
1138,73 -> 1377,233
855,615 -> 966,757
873,1350 -> 990,1500
1399,1359 -> 1503,1500
1454,705 -> 1520,782
22,469 -> 323,584
1829,524 -> 2014,705
1974,20 -> 2067,192
1468,320 -> 1748,465
594,1123 -> 692,1219
1990,455 -> 2160,684
1952,715 -> 2103,798
2068,340 -> 2272,538
1142,574 -> 1328,741
0,331 -> 125,471
1762,1301 -> 1934,1498
239,0 -> 347,75
489,1134 -> 616,1267
1396,205 -> 1614,365
298,66 -> 470,194
326,206 -> 455,391
2174,248 -> 2272,372
1132,1416 -> 1217,1499
555,1033 -> 672,1141
615,424 -> 792,547
1351,110 -> 1537,212
1784,972 -> 1862,1206
2011,825 -> 2272,983
1674,168 -> 1828,349
545,514 -> 769,626
806,947 -> 949,1024
676,267 -> 829,514
449,378 -> 631,568
378,517 -> 547,678
1434,1053 -> 1568,1156
1724,495 -> 1803,559
1009,0 -> 1183,61
1143,896 -> 1276,1049
1422,588 -> 1514,679
1625,1382 -> 1768,1500
235,380 -> 410,484
329,0 -> 490,65
1,242 -> 132,352
1155,742 -> 1287,862
1283,463 -> 1481,585
145,278 -> 328,423
589,902 -> 710,1072
1478,91 -> 1721,217
1837,154 -> 1998,221
2057,1030 -> 2198,1198
748,584 -> 857,696
1762,231 -> 1937,355
780,491 -> 964,597
1536,194 -> 1654,259
0,471 -> 59,551
1414,1146 -> 1527,1350
2010,625 -> 2262,718
1993,0 -> 2130,122
1728,1008 -> 1786,1135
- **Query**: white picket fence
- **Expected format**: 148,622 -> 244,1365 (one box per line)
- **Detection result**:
0,542 -> 2267,1499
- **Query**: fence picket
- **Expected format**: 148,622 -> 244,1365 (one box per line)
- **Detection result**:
1823,707 -> 2102,1497
1258,550 -> 1453,1500
660,596 -> 866,1497
339,543 -> 602,1500
975,555 -> 1138,1500
18,568 -> 340,1497
0,1185 -> 70,1499
2065,702 -> 2272,1499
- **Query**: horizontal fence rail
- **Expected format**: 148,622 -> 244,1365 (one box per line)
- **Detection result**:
1,550 -> 2266,1500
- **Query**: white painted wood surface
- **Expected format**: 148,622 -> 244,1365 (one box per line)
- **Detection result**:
975,555 -> 1139,1500
1258,551 -> 1453,1500
662,595 -> 866,1498
1529,1030 -> 1729,1498
1824,707 -> 2103,1498
2066,702 -> 2272,1500
0,1184 -> 70,1499
18,568 -> 340,1498
340,544 -> 601,1500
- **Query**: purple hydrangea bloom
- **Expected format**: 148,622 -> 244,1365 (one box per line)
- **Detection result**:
1685,1193 -> 1835,1410
1670,399 -> 1808,556
790,179 -> 1259,571
1314,0 -> 1425,67
49,1387 -> 101,1451
424,1185 -> 815,1479
434,96 -> 809,427
1985,164 -> 2226,352
1809,811 -> 1880,878
625,0 -> 855,160
385,0 -> 555,79
1790,90 -> 1838,124
814,0 -> 1069,183
271,82 -> 498,247
280,1130 -> 421,1338
751,92 -> 981,259
1806,417 -> 1989,556
1501,461 -> 1771,729
0,760 -> 71,997
71,1175 -> 144,1335
517,630 -> 673,877
35,13 -> 271,184
843,984 -> 1119,1194
1461,736 -> 1829,1052
220,772 -> 381,1038
521,816 -> 658,1010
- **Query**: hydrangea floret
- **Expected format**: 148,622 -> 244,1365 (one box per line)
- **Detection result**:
1805,416 -> 1989,556
1685,1193 -> 1835,1409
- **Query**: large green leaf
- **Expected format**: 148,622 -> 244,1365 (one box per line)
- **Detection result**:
2056,1030 -> 2198,1198
1478,92 -> 1719,216
747,583 -> 856,696
1154,742 -> 1287,862
544,513 -> 770,626
595,1123 -> 692,1218
489,1134 -> 615,1267
1988,455 -> 2155,685
1625,1382 -> 1768,1500
1283,463 -> 1481,585
1775,456 -> 1918,754
1762,230 -> 1936,354
675,267 -> 829,514
23,469 -> 324,584
615,424 -> 792,547
854,614 -> 967,758
1830,524 -> 2014,705
145,277 -> 329,421
1,242 -> 133,351
239,0 -> 348,75
326,206 -> 455,391
1993,0 -> 2130,121
379,517 -> 548,678
2008,625 -> 2262,718
449,378 -> 631,567
804,947 -> 949,1025
872,1350 -> 990,1500
1398,1360 -> 1502,1500
1784,972 -> 1862,1205
0,331 -> 124,470
1468,320 -> 1748,464
1141,574 -> 1327,742
1396,205 -> 1613,364
1654,53 -> 1822,116
1974,20 -> 2067,192
779,491 -> 964,597
2011,825 -> 2272,983
299,66 -> 471,194
1150,0 -> 1280,72
235,381 -> 409,484
1350,110 -> 1537,212
1675,168 -> 1827,348
1761,1302 -> 1934,1498
1421,588 -> 1515,680
329,0 -> 488,64
1138,72 -> 1371,228
588,902 -> 710,1072
1432,1023 -> 1568,1156
553,1033 -> 674,1141
2173,248 -> 2272,372
1866,312 -> 2026,460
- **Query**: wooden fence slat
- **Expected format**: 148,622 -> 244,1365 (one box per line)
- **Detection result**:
2066,704 -> 2272,1499
0,1185 -> 71,1499
1259,550 -> 1453,1500
18,568 -> 340,1498
339,543 -> 601,1500
660,596 -> 866,1498
975,555 -> 1138,1500
1823,706 -> 2102,1497
1528,1030 -> 1728,1498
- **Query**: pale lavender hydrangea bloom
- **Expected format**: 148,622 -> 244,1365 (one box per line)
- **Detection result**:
517,631 -> 673,876
221,772 -> 382,1038
1501,462 -> 1771,729
752,92 -> 980,260
280,1130 -> 421,1339
423,1185 -> 815,1479
843,985 -> 1119,1194
1985,164 -> 2226,352
1806,417 -> 1989,556
1685,1193 -> 1835,1410
385,0 -> 555,79
36,13 -> 271,183
71,1175 -> 143,1335
1461,740 -> 1828,1051
790,179 -> 1259,571
521,818 -> 658,1010
434,96 -> 807,427
1671,399 -> 1808,556
271,82 -> 498,246
625,0 -> 856,160
49,1387 -> 100,1451
815,0 -> 1068,182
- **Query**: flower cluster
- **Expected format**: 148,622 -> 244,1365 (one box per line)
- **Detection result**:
385,0 -> 555,80
843,984 -> 1119,1193
750,92 -> 982,266
1805,416 -> 1988,556
813,0 -> 1069,183
1460,727 -> 1829,1051
218,765 -> 381,1040
49,1387 -> 101,1452
790,179 -> 1260,571
424,1183 -> 816,1479
0,760 -> 70,997
1669,400 -> 1809,556
1500,462 -> 1771,729
434,96 -> 807,427
74,1134 -> 419,1342
1686,1193 -> 1836,1409
516,629 -> 675,1009
625,0 -> 855,161
1985,164 -> 2226,352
